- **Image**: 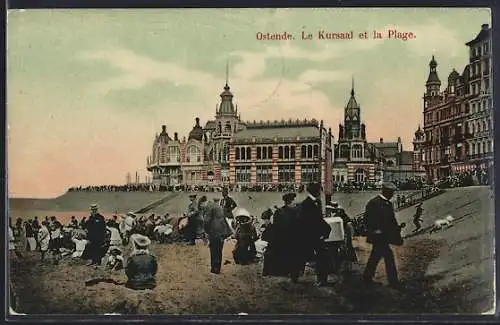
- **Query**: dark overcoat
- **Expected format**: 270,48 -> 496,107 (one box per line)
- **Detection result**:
364,195 -> 403,246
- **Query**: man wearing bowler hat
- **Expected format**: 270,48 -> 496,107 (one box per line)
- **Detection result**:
184,193 -> 199,245
362,182 -> 404,289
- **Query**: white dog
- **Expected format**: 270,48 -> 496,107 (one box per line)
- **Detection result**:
430,215 -> 454,233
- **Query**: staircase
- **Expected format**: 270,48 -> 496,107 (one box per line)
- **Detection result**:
134,192 -> 181,215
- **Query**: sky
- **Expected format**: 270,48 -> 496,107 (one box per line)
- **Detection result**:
7,8 -> 491,198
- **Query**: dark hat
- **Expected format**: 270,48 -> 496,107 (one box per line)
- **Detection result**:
382,182 -> 397,191
306,182 -> 322,195
261,209 -> 273,220
282,192 -> 297,202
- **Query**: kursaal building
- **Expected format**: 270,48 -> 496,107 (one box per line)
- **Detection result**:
146,79 -> 334,195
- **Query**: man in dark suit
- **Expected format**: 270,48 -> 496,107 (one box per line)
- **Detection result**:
220,187 -> 237,220
86,203 -> 107,266
201,196 -> 233,274
290,182 -> 331,285
362,182 -> 404,289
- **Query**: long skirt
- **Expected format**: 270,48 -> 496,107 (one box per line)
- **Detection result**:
262,245 -> 292,276
26,237 -> 37,251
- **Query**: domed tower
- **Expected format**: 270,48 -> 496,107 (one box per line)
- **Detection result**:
423,55 -> 442,109
413,125 -> 425,171
188,117 -> 204,141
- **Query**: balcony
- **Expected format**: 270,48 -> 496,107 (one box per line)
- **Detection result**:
467,152 -> 494,160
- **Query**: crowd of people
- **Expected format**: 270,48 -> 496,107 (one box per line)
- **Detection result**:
67,183 -> 301,194
11,182 -> 410,292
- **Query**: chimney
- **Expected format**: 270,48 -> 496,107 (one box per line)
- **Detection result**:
380,138 -> 383,143
195,117 -> 200,127
174,132 -> 178,141
482,24 -> 489,30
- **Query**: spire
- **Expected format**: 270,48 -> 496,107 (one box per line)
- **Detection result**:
225,56 -> 229,88
351,76 -> 355,97
426,55 -> 441,86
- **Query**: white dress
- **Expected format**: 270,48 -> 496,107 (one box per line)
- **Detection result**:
107,226 -> 122,246
71,238 -> 88,258
38,226 -> 50,251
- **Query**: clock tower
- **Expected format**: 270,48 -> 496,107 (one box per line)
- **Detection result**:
334,79 -> 375,183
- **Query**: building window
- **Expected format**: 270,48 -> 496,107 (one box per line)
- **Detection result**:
235,166 -> 251,183
225,122 -> 231,132
284,146 -> 290,159
313,145 -> 319,158
278,165 -> 295,183
187,145 -> 200,163
278,146 -> 284,159
257,147 -> 261,159
160,147 -> 167,163
290,146 -> 295,159
256,165 -> 272,183
222,143 -> 229,162
246,147 -> 251,160
483,142 -> 487,154
488,141 -> 492,153
352,144 -> 362,158
307,145 -> 313,158
301,145 -> 306,158
240,147 -> 246,160
301,164 -> 320,183
268,146 -> 273,159
168,146 -> 180,162
235,148 -> 240,160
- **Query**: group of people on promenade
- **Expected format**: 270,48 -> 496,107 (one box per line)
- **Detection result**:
11,182 -> 406,291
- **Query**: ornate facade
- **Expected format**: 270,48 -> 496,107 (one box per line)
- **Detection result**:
147,80 -> 334,196
421,24 -> 493,181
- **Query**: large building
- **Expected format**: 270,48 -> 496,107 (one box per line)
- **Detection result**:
147,79 -> 334,194
464,24 -> 493,173
332,83 -> 421,185
421,24 -> 493,181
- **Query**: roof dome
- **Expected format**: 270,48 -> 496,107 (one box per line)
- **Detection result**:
188,117 -> 204,141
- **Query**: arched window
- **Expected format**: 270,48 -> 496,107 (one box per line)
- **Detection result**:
307,145 -> 313,158
313,145 -> 319,158
257,147 -> 262,159
488,141 -> 492,153
472,143 -> 476,155
240,147 -> 246,160
262,147 -> 267,159
268,146 -> 273,159
235,147 -> 240,160
223,143 -> 229,162
290,146 -> 295,159
352,144 -> 362,158
168,146 -> 180,163
483,120 -> 488,131
246,147 -> 251,160
477,121 -> 481,133
284,146 -> 290,159
278,146 -> 284,159
225,121 -> 232,132
483,142 -> 487,154
187,145 -> 200,163
301,145 -> 306,158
